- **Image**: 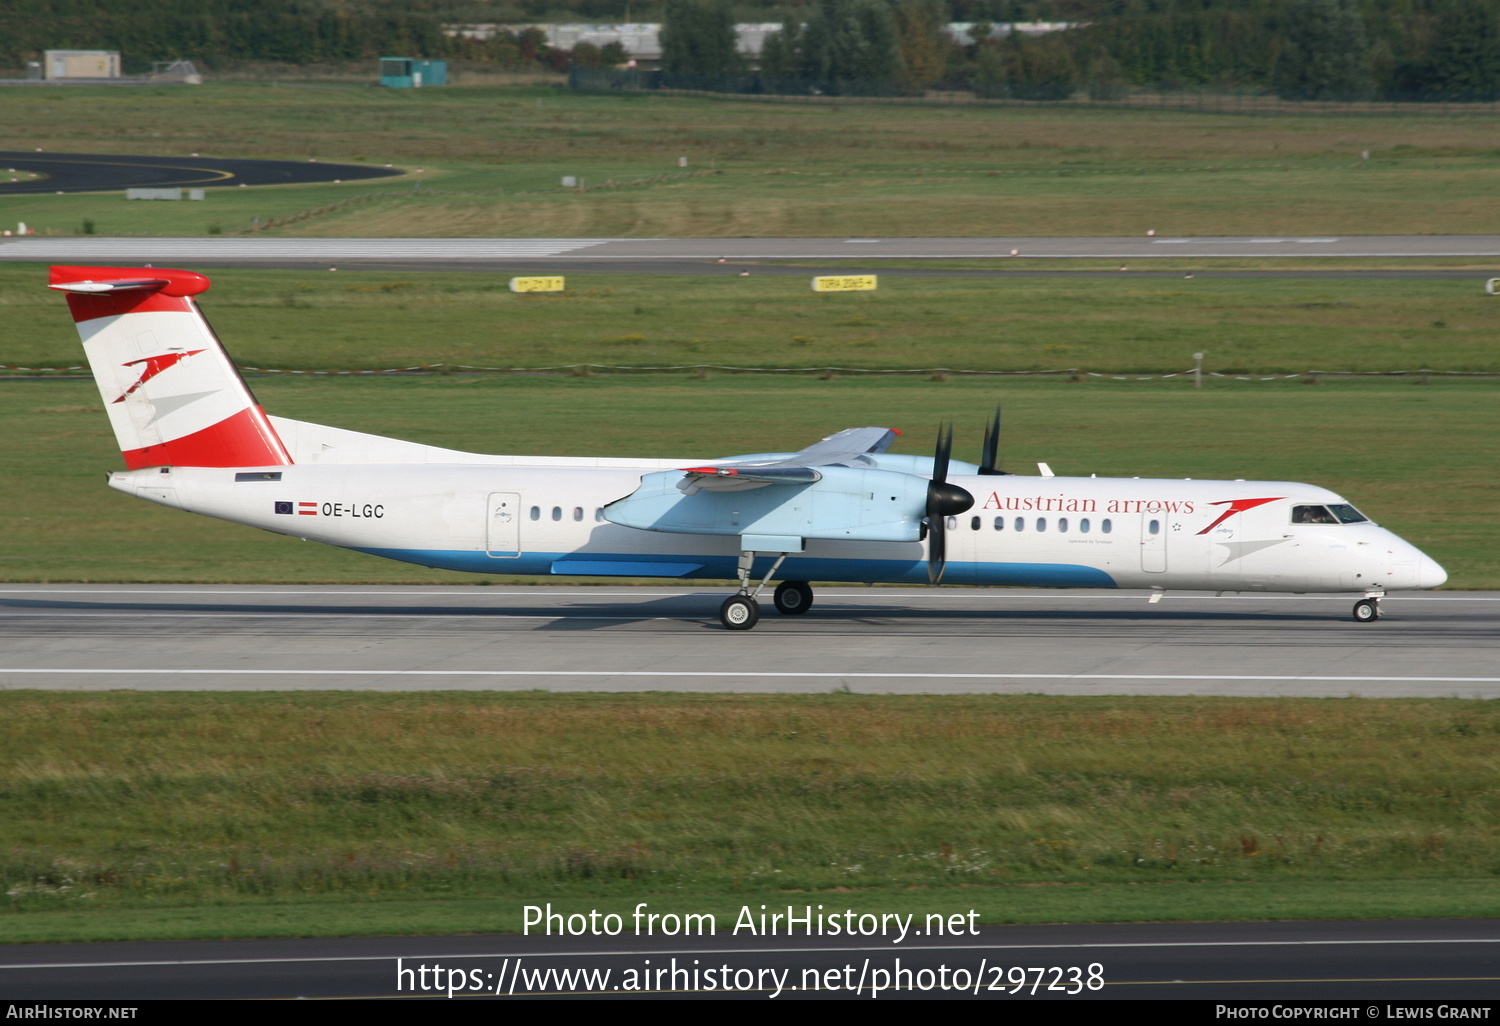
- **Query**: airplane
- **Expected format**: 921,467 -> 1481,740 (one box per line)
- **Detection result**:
49,264 -> 1447,630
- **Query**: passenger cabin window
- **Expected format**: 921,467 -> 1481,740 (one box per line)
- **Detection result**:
1014,517 -> 1025,532
971,516 -> 981,531
1101,519 -> 1112,534
573,507 -> 584,521
1037,518 -> 1047,532
595,508 -> 605,522
1148,519 -> 1161,535
993,517 -> 1005,531
1058,518 -> 1068,533
551,506 -> 562,521
529,506 -> 540,521
1080,518 -> 1090,533
946,516 -> 957,530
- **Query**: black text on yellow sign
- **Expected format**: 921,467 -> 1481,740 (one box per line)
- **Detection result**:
510,276 -> 566,293
811,275 -> 878,293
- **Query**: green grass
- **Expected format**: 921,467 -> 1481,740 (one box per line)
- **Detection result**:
2,692 -> 1497,942
5,265 -> 1497,375
4,83 -> 1500,238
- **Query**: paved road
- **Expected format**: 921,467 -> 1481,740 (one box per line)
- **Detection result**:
0,150 -> 401,195
3,919 -> 1497,999
2,586 -> 1494,697
4,234 -> 1500,264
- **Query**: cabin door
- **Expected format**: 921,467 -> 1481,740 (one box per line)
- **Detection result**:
486,492 -> 521,558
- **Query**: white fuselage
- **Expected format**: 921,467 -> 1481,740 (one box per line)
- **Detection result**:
108,459 -> 1447,594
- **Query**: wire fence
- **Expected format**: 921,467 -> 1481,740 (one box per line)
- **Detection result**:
7,363 -> 1498,382
570,67 -> 1500,117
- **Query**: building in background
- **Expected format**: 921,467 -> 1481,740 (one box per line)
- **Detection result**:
43,50 -> 120,80
380,58 -> 448,88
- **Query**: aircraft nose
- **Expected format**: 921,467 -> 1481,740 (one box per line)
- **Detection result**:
1418,552 -> 1448,589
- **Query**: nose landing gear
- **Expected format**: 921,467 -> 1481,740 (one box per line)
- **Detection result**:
1352,592 -> 1384,623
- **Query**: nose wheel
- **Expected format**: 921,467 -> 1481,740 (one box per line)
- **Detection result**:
1352,597 -> 1381,623
720,595 -> 760,630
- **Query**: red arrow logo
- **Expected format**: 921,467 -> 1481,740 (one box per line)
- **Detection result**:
1196,496 -> 1285,535
112,350 -> 205,403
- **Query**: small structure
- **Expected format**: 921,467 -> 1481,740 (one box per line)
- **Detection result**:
380,58 -> 447,88
126,188 -> 205,201
44,50 -> 120,80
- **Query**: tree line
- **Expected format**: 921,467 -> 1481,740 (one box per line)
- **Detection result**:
659,0 -> 1500,103
5,0 -> 1498,103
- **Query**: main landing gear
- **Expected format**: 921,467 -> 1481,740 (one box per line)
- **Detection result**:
718,552 -> 814,630
1352,592 -> 1384,623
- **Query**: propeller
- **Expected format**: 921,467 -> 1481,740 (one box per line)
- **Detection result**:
978,403 -> 1006,476
926,422 -> 974,584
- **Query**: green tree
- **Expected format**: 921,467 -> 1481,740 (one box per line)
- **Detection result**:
971,40 -> 1008,98
1414,0 -> 1500,101
760,18 -> 811,93
804,0 -> 900,95
1273,0 -> 1374,101
661,0 -> 743,87
1004,31 -> 1076,101
895,0 -> 950,95
571,41 -> 604,68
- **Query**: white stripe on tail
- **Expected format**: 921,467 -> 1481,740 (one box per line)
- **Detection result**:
49,265 -> 291,469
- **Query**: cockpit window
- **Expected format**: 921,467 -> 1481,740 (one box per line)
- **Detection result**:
1291,505 -> 1339,525
1293,504 -> 1368,525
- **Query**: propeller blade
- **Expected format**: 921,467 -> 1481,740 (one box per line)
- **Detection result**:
979,403 -> 1005,475
928,513 -> 946,584
925,422 -> 972,585
932,421 -> 951,485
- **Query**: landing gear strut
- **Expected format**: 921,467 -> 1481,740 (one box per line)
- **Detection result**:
1352,593 -> 1383,623
718,551 -> 793,630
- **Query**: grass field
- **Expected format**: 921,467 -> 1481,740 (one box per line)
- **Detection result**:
6,264 -> 1497,375
2,692 -> 1497,942
3,83 -> 1500,238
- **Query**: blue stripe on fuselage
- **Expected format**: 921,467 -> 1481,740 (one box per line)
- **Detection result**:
348,547 -> 1118,588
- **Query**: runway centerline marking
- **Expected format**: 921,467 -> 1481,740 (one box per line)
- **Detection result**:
6,669 -> 1498,683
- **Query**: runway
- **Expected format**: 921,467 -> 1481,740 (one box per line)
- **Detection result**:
2,586 -> 1494,697
5,234 -> 1500,264
3,919 -> 1498,999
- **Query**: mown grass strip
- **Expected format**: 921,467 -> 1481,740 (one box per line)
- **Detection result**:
4,84 -> 1500,238
6,265 -> 1497,375
2,692 -> 1497,941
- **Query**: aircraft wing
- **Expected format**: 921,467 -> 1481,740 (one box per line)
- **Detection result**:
681,427 -> 900,493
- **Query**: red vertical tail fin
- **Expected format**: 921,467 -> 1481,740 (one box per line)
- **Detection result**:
49,265 -> 291,469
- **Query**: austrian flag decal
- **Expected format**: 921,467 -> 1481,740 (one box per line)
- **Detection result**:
274,502 -> 319,516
